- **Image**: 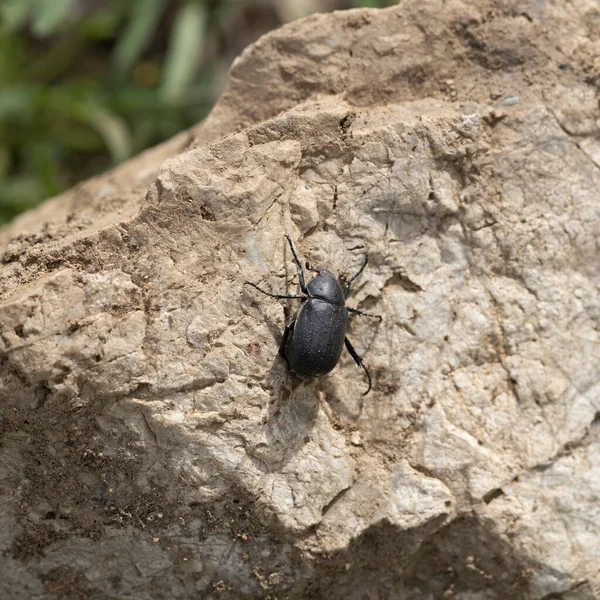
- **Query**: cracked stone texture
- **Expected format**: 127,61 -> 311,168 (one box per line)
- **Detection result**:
1,1 -> 600,598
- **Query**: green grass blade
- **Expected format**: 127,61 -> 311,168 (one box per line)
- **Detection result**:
0,0 -> 34,32
112,0 -> 168,84
31,141 -> 61,197
86,107 -> 132,163
160,0 -> 206,104
31,0 -> 73,36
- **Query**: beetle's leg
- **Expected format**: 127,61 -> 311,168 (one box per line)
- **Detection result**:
346,306 -> 382,321
244,281 -> 305,300
278,320 -> 295,363
344,254 -> 368,299
344,337 -> 372,396
285,234 -> 309,294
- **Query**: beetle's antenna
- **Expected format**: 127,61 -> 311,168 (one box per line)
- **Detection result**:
344,254 -> 369,299
285,235 -> 309,294
305,261 -> 319,273
244,281 -> 305,300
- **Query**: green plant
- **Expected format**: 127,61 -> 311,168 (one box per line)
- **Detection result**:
0,0 -> 395,225
0,0 -> 217,224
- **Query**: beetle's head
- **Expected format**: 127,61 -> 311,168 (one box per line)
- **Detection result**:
315,268 -> 335,278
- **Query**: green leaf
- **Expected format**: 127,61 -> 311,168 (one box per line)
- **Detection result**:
0,83 -> 37,120
43,86 -> 132,162
81,4 -> 124,40
85,107 -> 132,163
112,0 -> 167,84
31,0 -> 73,37
51,121 -> 105,152
0,0 -> 34,32
26,36 -> 84,82
31,141 -> 61,197
0,145 -> 10,179
0,32 -> 25,84
160,0 -> 206,103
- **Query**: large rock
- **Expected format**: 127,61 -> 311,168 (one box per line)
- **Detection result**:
1,1 -> 600,598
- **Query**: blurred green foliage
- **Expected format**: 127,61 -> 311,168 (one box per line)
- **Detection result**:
0,0 -> 395,225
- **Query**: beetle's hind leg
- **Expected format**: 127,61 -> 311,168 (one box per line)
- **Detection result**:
244,281 -> 305,300
279,320 -> 295,364
285,234 -> 309,294
347,306 -> 382,321
344,337 -> 373,396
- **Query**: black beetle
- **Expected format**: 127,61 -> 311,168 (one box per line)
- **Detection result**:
245,235 -> 381,394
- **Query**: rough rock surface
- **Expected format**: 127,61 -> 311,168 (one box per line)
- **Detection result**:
1,1 -> 600,598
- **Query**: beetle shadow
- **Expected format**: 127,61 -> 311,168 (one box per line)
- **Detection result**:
241,239 -> 320,473
246,358 -> 320,474
316,317 -> 384,422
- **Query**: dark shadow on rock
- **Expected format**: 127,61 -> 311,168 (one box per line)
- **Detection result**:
245,356 -> 320,474
290,516 -> 591,600
317,315 -> 383,423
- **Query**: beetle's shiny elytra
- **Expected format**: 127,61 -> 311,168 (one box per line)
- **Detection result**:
245,235 -> 381,394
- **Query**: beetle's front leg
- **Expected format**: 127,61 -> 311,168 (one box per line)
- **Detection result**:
279,320 -> 295,364
344,336 -> 373,395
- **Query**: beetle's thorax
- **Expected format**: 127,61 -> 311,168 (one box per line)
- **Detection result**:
307,270 -> 345,305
